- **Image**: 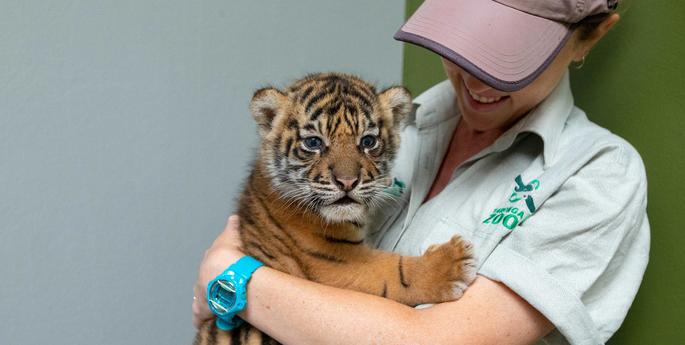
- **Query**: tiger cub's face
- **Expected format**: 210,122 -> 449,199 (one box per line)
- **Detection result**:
250,73 -> 412,224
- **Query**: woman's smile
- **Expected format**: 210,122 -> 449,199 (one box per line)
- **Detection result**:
461,79 -> 511,113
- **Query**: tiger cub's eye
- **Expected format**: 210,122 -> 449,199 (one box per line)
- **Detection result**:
303,137 -> 324,150
360,135 -> 378,149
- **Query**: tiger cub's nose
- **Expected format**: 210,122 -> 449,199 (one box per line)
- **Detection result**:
334,175 -> 359,192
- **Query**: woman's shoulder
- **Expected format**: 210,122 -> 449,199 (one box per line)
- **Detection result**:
558,105 -> 646,176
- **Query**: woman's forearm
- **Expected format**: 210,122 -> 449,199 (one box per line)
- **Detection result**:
194,218 -> 552,344
240,267 -> 554,345
240,267 -> 419,345
240,267 -> 553,345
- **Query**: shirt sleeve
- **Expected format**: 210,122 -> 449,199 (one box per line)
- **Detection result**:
478,143 -> 650,345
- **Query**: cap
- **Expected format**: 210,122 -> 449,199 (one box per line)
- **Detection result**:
394,0 -> 618,92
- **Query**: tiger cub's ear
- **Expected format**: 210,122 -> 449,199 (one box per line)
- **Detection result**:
378,86 -> 412,126
250,87 -> 288,136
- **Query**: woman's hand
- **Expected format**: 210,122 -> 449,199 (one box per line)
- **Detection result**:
192,215 -> 245,328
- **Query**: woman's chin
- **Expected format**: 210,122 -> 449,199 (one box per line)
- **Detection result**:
459,110 -> 508,132
457,89 -> 513,131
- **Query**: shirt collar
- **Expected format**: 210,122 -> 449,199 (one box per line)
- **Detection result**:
411,70 -> 575,169
410,79 -> 458,129
495,70 -> 574,168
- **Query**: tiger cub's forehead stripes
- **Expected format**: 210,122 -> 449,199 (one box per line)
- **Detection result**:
288,73 -> 379,137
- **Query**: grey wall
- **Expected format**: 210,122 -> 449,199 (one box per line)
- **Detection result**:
0,1 -> 404,344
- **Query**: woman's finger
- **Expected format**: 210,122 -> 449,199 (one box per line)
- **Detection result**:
192,215 -> 246,328
192,284 -> 214,328
212,215 -> 242,247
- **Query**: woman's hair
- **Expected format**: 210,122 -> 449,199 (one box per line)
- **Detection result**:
576,0 -> 629,41
576,13 -> 611,40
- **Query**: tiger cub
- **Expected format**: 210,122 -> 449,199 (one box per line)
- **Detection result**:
194,73 -> 476,345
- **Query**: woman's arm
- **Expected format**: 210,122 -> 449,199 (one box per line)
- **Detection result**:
244,268 -> 553,345
193,217 -> 553,345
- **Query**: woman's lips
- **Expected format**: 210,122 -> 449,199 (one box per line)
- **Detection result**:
462,80 -> 510,112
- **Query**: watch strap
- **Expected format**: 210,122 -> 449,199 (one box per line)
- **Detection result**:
207,256 -> 264,331
230,256 -> 264,279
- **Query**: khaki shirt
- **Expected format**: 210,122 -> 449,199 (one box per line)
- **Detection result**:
368,71 -> 650,345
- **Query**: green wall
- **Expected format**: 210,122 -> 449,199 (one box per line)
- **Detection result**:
402,1 -> 685,343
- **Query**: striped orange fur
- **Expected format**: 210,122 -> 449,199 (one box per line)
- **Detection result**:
194,73 -> 475,345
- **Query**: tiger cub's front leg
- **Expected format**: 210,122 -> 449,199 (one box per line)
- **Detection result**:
315,235 -> 476,306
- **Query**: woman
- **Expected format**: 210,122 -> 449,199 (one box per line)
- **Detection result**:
193,0 -> 649,343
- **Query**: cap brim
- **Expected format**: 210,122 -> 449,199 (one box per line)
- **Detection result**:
395,0 -> 573,92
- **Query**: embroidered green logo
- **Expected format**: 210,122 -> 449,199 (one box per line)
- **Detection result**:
511,174 -> 539,213
482,175 -> 540,230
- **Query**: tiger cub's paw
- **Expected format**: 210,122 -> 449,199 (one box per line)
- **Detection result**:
422,235 -> 477,301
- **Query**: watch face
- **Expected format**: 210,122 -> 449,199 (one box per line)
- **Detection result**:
209,279 -> 237,316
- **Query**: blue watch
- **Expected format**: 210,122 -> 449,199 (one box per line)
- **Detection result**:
207,256 -> 264,331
